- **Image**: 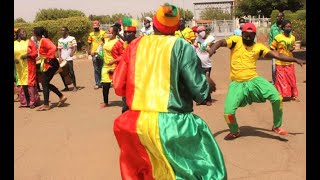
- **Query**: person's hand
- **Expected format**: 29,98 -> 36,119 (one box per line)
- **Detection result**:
20,54 -> 28,60
205,72 -> 216,93
295,59 -> 306,67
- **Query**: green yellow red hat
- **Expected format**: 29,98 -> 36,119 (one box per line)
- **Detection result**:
122,17 -> 138,32
153,3 -> 180,35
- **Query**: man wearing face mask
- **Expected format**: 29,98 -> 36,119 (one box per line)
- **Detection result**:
174,18 -> 196,44
234,18 -> 246,36
140,16 -> 154,36
194,25 -> 216,106
114,17 -> 138,113
269,12 -> 285,84
87,20 -> 106,89
208,23 -> 306,140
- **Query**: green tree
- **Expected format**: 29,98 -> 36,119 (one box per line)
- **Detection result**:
34,8 -> 85,22
14,18 -> 26,23
200,8 -> 232,20
139,11 -> 155,21
235,0 -> 304,17
110,13 -> 132,23
177,8 -> 194,21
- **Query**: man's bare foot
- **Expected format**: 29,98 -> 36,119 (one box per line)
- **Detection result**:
100,103 -> 108,108
37,105 -> 50,111
292,97 -> 300,102
57,95 -> 67,107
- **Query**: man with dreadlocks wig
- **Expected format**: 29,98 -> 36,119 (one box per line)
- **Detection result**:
113,3 -> 227,180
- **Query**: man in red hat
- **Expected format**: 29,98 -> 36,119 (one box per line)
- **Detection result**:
208,23 -> 306,140
113,3 -> 227,180
87,20 -> 106,89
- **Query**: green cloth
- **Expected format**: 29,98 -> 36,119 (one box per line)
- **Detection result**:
159,112 -> 227,180
268,23 -> 283,46
224,76 -> 283,133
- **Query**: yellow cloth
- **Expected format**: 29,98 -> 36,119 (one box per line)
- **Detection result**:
14,40 -> 29,85
271,33 -> 295,66
87,30 -> 106,54
225,35 -> 270,82
101,38 -> 118,83
174,27 -> 195,43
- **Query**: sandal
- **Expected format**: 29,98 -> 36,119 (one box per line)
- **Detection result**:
57,96 -> 67,107
224,132 -> 241,140
272,126 -> 288,135
291,97 -> 300,102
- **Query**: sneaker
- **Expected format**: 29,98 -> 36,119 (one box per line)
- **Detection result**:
272,126 -> 288,135
224,132 -> 241,140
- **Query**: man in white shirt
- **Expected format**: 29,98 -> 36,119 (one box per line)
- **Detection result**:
194,25 -> 216,106
57,27 -> 78,91
140,16 -> 154,36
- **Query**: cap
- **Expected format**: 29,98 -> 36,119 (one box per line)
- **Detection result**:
242,23 -> 256,32
122,17 -> 138,32
191,26 -> 198,32
145,16 -> 152,22
92,20 -> 100,28
153,3 -> 180,35
197,25 -> 206,32
239,18 -> 245,23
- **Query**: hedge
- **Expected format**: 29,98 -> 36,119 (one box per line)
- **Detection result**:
14,16 -> 91,46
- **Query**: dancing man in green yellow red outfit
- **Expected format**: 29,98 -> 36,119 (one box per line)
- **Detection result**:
113,3 -> 227,180
208,23 -> 306,140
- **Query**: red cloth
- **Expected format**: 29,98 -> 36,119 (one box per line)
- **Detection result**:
274,64 -> 298,98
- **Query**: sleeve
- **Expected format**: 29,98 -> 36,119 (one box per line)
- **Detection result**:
27,40 -> 38,59
186,30 -> 196,42
225,35 -> 238,49
71,37 -> 77,47
113,46 -> 130,96
259,44 -> 271,57
173,39 -> 209,103
41,38 -> 57,59
270,35 -> 278,50
87,33 -> 92,44
112,40 -> 124,63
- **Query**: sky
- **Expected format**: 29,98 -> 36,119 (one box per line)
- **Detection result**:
14,0 -> 206,22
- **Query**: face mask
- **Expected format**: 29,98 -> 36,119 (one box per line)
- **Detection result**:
283,28 -> 292,34
242,38 -> 254,46
199,31 -> 206,38
145,23 -> 150,28
19,35 -> 26,40
124,33 -> 136,43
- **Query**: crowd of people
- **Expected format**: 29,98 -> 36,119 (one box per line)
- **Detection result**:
14,3 -> 305,179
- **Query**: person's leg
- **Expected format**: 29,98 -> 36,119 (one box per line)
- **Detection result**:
22,85 -> 30,106
101,82 -> 111,107
286,64 -> 299,100
59,73 -> 68,91
68,61 -> 77,90
224,81 -> 246,136
251,77 -> 286,134
274,65 -> 291,99
92,56 -> 100,88
97,56 -> 103,87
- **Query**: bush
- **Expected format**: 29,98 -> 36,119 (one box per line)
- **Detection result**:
14,17 -> 91,46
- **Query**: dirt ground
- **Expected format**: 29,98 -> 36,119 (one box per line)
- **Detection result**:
14,47 -> 306,180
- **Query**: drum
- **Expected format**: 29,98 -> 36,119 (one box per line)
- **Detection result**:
59,60 -> 73,85
36,60 -> 43,83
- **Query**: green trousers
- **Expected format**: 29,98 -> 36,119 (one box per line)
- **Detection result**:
224,76 -> 283,133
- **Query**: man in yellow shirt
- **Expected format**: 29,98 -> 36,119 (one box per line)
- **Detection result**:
208,23 -> 305,140
87,20 -> 106,89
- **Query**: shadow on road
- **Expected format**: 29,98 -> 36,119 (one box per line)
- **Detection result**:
213,125 -> 303,142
